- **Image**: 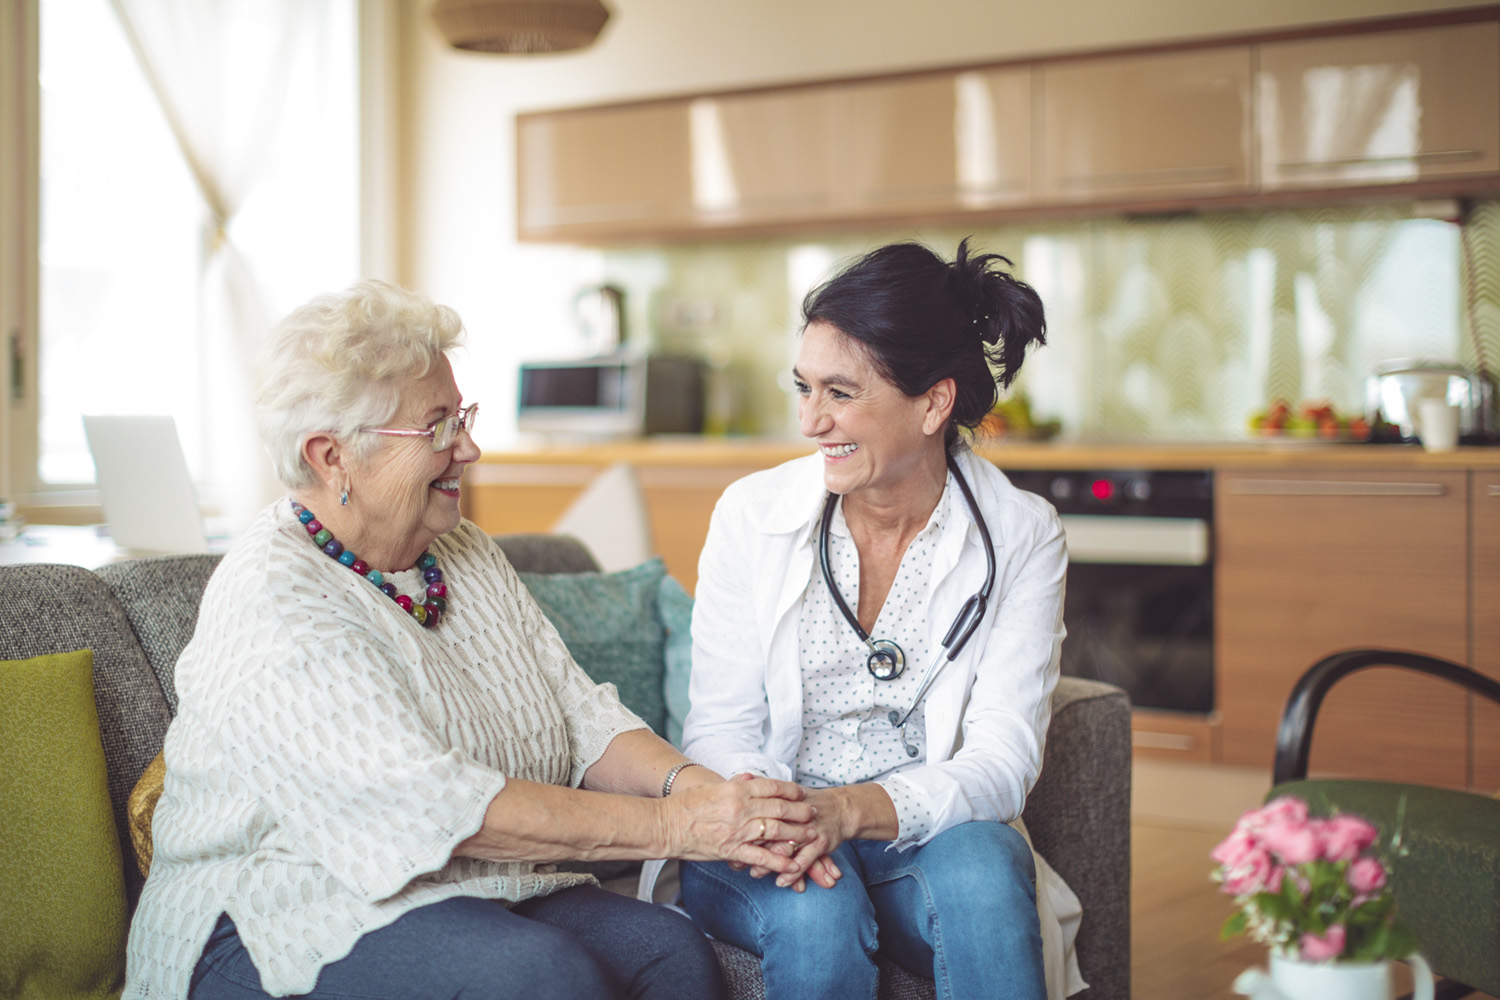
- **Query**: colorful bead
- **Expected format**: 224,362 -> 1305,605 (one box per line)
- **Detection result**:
291,502 -> 451,630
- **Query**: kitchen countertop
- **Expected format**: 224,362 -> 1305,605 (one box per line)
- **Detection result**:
472,436 -> 1500,471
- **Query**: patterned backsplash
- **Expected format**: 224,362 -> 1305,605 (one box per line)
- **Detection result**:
601,200 -> 1500,440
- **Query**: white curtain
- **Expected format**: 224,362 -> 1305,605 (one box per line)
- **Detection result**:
107,0 -> 355,531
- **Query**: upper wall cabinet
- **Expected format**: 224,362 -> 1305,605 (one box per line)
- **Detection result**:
1039,46 -> 1254,203
841,68 -> 1033,214
686,88 -> 841,228
517,103 -> 692,240
1257,22 -> 1500,190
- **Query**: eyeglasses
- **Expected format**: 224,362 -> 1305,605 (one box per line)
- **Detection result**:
363,403 -> 478,452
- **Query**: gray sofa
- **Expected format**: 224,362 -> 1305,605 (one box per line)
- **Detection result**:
0,535 -> 1132,999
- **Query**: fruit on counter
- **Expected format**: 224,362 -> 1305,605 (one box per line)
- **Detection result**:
978,391 -> 1062,440
1247,399 -> 1371,441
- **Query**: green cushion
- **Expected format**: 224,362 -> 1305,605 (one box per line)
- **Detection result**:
658,575 -> 694,748
520,559 -> 670,737
0,649 -> 127,1000
1272,779 -> 1500,994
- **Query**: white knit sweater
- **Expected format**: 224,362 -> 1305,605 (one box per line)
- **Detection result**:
123,501 -> 646,999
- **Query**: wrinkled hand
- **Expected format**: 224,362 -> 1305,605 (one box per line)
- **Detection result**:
665,774 -> 817,876
727,776 -> 846,892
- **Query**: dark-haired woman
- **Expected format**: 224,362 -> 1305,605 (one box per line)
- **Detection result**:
679,240 -> 1084,1000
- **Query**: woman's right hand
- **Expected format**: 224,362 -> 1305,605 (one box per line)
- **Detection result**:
662,776 -> 818,875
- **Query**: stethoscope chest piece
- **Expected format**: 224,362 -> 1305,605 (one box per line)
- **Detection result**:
866,639 -> 906,681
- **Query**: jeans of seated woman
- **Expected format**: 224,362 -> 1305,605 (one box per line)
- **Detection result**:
188,885 -> 726,1000
681,820 -> 1044,1000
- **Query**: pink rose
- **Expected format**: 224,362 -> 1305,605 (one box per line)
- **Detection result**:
1298,924 -> 1347,961
1244,796 -> 1309,832
1321,814 -> 1378,862
1220,845 -> 1278,896
1260,817 -> 1322,865
1211,829 -> 1260,869
1347,856 -> 1387,894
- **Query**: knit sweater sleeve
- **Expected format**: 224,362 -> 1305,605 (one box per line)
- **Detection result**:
203,560 -> 509,905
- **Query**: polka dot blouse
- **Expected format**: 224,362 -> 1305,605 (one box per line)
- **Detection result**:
793,474 -> 956,844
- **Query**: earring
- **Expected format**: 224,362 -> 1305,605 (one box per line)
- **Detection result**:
340,487 -> 350,506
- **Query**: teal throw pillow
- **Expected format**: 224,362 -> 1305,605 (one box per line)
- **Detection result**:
0,649 -> 128,1000
519,559 -> 670,737
657,575 -> 694,748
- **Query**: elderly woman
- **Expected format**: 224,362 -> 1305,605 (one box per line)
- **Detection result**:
123,280 -> 817,1000
680,240 -> 1085,1000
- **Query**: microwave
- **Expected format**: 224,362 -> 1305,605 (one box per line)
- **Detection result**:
517,353 -> 706,438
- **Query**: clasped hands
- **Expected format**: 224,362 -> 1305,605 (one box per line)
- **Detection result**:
724,773 -> 846,893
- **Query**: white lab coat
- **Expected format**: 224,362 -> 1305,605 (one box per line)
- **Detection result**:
683,445 -> 1086,998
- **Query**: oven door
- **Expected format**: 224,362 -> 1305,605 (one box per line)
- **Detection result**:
1059,515 -> 1213,714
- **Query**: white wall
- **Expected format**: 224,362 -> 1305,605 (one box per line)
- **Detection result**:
396,0 -> 1492,447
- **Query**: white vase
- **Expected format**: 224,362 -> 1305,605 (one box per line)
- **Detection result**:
1233,952 -> 1435,1000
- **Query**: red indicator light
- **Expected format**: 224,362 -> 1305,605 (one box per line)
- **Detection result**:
1091,479 -> 1115,502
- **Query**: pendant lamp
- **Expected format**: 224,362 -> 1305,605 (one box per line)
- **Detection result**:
430,0 -> 611,54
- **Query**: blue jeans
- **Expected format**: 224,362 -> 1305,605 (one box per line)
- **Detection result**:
681,821 -> 1044,1000
189,886 -> 726,1000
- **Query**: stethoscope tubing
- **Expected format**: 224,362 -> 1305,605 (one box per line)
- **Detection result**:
818,451 -> 997,738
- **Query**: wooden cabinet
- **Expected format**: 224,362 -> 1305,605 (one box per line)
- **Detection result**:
516,102 -> 692,239
1473,471 -> 1500,791
687,88 -> 840,227
842,68 -> 1032,214
1039,46 -> 1253,203
1216,471 -> 1471,786
1257,22 -> 1500,190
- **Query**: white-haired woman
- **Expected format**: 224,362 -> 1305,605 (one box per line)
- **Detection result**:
123,280 -> 816,1000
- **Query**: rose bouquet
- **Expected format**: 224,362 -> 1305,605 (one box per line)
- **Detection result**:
1211,795 -> 1417,962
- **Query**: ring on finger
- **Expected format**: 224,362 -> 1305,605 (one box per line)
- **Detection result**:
758,818 -> 766,839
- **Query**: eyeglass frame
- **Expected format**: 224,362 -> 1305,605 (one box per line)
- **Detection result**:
362,403 -> 478,452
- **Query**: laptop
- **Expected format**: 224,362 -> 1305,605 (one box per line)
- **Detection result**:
82,415 -> 210,554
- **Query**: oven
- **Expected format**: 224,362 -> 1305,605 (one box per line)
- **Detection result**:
1006,469 -> 1214,714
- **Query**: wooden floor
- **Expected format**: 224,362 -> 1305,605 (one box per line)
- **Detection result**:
1128,759 -> 1498,1000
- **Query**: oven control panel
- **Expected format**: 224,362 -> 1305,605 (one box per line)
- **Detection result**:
1005,469 -> 1212,519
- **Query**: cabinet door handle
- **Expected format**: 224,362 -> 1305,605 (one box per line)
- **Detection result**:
1226,479 -> 1448,497
1277,149 -> 1482,172
1132,730 -> 1196,751
1488,485 -> 1500,497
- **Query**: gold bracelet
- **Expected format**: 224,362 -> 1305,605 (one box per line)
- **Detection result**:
660,761 -> 702,797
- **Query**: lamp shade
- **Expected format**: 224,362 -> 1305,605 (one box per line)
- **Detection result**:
430,0 -> 611,54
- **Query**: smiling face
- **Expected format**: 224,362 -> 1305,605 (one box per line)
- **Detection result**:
794,321 -> 951,505
346,356 -> 480,568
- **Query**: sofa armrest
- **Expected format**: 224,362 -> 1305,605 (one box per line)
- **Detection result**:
1023,676 -> 1132,1000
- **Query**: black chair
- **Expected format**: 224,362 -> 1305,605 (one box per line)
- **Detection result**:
1271,649 -> 1500,1000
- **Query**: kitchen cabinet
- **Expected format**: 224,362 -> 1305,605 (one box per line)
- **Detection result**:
516,102 -> 692,240
1039,46 -> 1253,203
842,68 -> 1032,214
687,87 -> 840,227
1216,470 -> 1471,787
1473,471 -> 1500,791
1257,22 -> 1500,190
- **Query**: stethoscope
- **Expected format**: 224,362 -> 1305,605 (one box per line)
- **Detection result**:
818,452 -> 997,757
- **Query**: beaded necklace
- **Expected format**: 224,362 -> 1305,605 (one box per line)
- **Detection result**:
291,501 -> 449,628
